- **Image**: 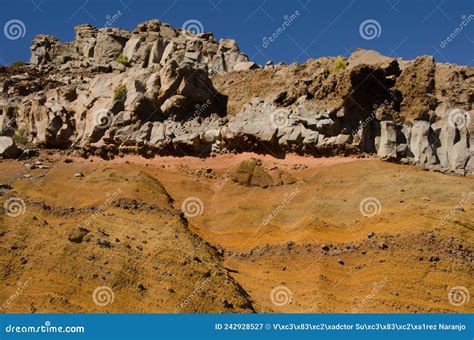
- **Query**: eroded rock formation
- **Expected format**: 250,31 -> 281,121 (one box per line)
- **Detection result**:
0,21 -> 473,175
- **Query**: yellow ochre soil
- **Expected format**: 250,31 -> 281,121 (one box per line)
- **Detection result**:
0,152 -> 472,313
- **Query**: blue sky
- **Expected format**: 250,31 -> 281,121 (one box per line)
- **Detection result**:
0,0 -> 473,66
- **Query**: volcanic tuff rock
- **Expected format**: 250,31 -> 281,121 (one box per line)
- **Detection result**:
0,136 -> 21,159
30,20 -> 250,74
229,158 -> 296,188
1,21 -> 473,175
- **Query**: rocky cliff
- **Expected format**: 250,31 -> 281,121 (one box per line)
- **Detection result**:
0,20 -> 473,175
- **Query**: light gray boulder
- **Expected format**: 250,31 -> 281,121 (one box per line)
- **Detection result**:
233,61 -> 259,72
201,129 -> 221,144
148,123 -> 166,146
0,136 -> 21,158
409,120 -> 438,165
377,121 -> 397,159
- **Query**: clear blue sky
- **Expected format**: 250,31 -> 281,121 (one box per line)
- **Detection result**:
0,0 -> 473,66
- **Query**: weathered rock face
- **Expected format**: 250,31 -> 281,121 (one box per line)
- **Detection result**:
31,20 -> 250,75
15,59 -> 226,154
229,158 -> 296,188
0,136 -> 21,159
2,22 -> 474,175
210,49 -> 473,175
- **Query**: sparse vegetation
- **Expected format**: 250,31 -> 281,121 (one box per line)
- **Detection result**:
10,61 -> 27,67
12,127 -> 29,145
332,57 -> 347,73
113,84 -> 127,101
115,54 -> 131,67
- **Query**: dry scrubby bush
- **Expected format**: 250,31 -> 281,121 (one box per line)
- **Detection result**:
10,61 -> 27,67
333,58 -> 347,73
12,127 -> 29,145
115,54 -> 131,67
113,84 -> 127,101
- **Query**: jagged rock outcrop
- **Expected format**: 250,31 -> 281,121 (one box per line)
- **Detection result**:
16,59 -> 226,154
211,49 -> 473,175
30,20 -> 250,75
1,21 -> 473,175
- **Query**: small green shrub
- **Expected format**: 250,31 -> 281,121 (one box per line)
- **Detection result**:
115,54 -> 131,67
332,58 -> 347,73
113,84 -> 127,101
10,61 -> 27,67
12,127 -> 29,145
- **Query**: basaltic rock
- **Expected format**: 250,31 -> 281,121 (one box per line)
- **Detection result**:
0,20 -> 472,175
0,136 -> 21,159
